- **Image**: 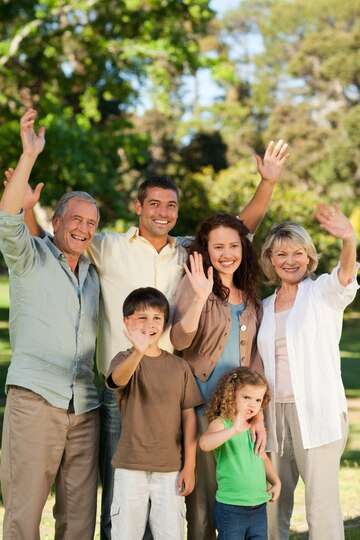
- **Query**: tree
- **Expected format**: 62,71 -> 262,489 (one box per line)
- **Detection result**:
0,0 -> 214,223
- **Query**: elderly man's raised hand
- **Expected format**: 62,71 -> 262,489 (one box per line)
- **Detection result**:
20,109 -> 45,158
255,140 -> 289,185
315,203 -> 356,241
3,167 -> 44,210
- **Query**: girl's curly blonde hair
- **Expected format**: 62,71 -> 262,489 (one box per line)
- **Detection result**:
206,367 -> 271,423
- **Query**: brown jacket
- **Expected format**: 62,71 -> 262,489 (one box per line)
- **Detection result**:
170,275 -> 263,382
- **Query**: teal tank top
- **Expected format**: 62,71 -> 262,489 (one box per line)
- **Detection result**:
215,418 -> 271,506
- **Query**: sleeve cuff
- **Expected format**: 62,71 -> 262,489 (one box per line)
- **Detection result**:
0,209 -> 25,223
332,263 -> 360,290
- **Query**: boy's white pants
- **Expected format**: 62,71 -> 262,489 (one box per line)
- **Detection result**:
111,468 -> 185,540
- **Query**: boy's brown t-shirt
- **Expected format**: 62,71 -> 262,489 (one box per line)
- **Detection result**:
107,349 -> 203,472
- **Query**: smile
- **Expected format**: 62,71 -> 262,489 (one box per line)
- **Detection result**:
71,234 -> 87,241
219,260 -> 237,266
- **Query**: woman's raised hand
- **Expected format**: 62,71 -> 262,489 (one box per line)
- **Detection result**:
184,252 -> 213,302
255,140 -> 289,185
315,203 -> 355,241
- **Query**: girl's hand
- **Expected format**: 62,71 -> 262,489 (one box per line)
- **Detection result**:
315,203 -> 356,241
184,252 -> 213,302
255,140 -> 289,185
268,480 -> 281,502
233,411 -> 251,434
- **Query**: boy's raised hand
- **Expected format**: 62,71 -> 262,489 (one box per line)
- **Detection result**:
124,324 -> 152,355
3,167 -> 44,210
255,140 -> 289,185
20,109 -> 45,157
184,252 -> 213,302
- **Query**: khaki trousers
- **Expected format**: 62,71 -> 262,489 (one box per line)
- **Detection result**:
0,386 -> 100,540
186,414 -> 217,540
268,403 -> 348,540
111,468 -> 185,540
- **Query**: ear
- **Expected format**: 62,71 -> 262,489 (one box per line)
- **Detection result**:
52,216 -> 60,233
134,199 -> 142,217
123,316 -> 132,330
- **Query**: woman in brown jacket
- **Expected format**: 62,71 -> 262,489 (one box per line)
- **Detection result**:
171,213 -> 265,540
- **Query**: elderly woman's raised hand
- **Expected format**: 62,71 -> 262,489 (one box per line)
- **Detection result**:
184,252 -> 214,303
315,203 -> 356,241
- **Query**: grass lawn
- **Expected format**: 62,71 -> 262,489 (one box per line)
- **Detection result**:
0,275 -> 359,538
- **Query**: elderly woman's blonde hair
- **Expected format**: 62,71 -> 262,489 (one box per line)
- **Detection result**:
261,222 -> 318,284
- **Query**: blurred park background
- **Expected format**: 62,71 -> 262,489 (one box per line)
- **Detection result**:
0,0 -> 359,537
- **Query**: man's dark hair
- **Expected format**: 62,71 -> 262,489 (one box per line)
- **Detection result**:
123,287 -> 170,326
137,175 -> 179,205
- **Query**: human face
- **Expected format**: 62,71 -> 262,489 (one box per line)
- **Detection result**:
52,198 -> 98,259
236,384 -> 266,420
270,239 -> 310,285
207,226 -> 242,281
135,187 -> 178,239
124,307 -> 166,347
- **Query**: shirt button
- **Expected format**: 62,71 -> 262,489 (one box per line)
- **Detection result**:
203,373 -> 206,377
240,340 -> 246,346
241,356 -> 245,363
240,324 -> 247,332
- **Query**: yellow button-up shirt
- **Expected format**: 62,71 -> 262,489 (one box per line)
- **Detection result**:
89,227 -> 188,375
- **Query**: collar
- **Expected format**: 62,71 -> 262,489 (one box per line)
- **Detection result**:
43,233 -> 90,267
125,226 -> 176,248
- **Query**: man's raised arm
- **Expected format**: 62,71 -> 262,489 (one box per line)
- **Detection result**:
0,109 -> 45,215
239,140 -> 289,233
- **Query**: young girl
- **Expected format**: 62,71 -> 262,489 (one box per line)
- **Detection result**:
199,367 -> 281,540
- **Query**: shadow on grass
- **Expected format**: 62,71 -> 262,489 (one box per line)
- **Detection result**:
290,516 -> 360,539
342,357 -> 360,398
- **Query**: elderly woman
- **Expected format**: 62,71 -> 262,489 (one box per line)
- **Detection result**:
257,204 -> 358,540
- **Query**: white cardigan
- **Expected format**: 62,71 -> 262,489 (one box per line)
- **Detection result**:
258,267 -> 359,451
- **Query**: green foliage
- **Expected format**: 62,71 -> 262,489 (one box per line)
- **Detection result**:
0,0 -> 214,223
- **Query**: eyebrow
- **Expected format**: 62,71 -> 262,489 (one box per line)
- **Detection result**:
72,214 -> 97,223
147,198 -> 178,205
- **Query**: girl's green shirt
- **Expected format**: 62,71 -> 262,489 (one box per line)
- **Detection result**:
215,418 -> 271,506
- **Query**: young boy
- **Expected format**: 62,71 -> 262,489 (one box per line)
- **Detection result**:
106,287 -> 203,540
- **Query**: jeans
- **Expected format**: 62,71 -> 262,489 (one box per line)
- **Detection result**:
99,385 -> 153,540
215,501 -> 267,540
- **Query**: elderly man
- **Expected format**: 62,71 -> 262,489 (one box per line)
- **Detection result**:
0,109 -> 100,540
